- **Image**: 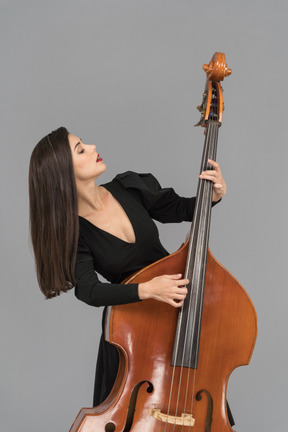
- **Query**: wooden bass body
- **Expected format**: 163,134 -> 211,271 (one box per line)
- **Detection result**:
69,241 -> 257,432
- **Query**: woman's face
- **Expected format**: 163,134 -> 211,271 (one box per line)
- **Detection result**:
68,134 -> 106,182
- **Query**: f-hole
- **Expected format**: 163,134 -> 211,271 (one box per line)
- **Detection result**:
123,380 -> 153,432
104,381 -> 153,432
196,389 -> 213,432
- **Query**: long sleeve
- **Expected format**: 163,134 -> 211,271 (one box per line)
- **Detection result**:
114,171 -> 219,223
114,171 -> 196,223
75,235 -> 140,307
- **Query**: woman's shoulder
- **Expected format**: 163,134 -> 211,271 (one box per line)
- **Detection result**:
105,171 -> 162,192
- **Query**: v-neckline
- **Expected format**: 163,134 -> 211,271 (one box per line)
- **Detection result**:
79,184 -> 137,245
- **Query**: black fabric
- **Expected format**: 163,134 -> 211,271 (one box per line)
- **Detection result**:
75,172 -> 195,402
75,172 -> 196,307
74,171 -> 234,425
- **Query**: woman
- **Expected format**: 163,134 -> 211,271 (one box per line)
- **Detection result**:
29,126 -> 228,412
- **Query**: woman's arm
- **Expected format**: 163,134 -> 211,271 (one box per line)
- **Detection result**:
75,240 -> 188,308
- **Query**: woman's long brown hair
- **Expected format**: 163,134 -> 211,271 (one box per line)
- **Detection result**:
29,127 -> 79,298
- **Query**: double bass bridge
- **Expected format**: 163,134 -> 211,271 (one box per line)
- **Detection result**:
149,408 -> 195,427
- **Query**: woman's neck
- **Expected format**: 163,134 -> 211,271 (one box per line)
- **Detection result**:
77,180 -> 107,216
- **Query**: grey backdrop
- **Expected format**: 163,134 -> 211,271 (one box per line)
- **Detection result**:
1,1 -> 287,431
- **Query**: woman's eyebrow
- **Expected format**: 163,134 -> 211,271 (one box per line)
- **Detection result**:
74,139 -> 82,151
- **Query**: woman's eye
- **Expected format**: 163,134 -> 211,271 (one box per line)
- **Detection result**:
79,149 -> 85,154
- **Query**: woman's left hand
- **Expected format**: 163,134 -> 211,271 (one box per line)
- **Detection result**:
199,159 -> 227,202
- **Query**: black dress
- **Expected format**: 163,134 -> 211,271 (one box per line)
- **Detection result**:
74,171 -> 195,401
74,171 -> 234,425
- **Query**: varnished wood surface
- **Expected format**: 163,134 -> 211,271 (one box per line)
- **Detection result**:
69,244 -> 257,432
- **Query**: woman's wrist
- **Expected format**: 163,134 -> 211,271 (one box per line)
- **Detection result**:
138,282 -> 149,300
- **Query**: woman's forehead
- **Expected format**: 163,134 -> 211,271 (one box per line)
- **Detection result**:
68,134 -> 81,150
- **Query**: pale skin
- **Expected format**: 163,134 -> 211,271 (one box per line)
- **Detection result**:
69,134 -> 227,308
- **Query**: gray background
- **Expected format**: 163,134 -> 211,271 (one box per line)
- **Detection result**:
1,0 -> 287,431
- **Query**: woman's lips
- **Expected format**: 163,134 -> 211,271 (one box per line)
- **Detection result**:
96,154 -> 103,162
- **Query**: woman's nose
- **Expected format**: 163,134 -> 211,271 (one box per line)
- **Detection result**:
87,144 -> 96,152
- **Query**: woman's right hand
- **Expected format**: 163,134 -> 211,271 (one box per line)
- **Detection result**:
138,274 -> 189,308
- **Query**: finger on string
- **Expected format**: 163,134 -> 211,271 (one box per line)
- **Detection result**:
200,174 -> 217,182
201,169 -> 217,176
177,279 -> 189,286
168,273 -> 183,280
174,288 -> 188,296
176,286 -> 188,294
207,159 -> 219,168
171,300 -> 183,308
173,294 -> 186,301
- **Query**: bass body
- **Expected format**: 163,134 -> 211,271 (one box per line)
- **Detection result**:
70,244 -> 257,432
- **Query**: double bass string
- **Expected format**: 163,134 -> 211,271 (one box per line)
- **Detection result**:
184,121 -> 217,428
163,123 -> 211,430
184,121 -> 217,431
175,120 -> 217,431
165,121 -> 218,432
183,122 -> 213,417
163,125 -> 213,431
186,121 -> 219,429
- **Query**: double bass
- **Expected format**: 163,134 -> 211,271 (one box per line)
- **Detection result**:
70,52 -> 257,432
